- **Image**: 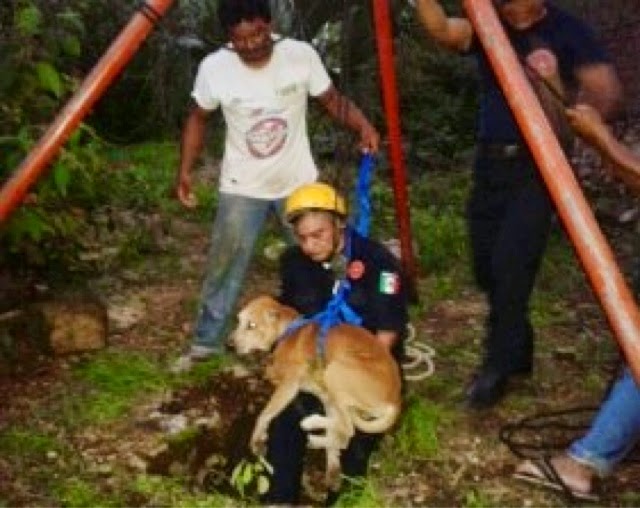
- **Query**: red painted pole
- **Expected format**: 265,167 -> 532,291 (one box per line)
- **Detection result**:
463,0 -> 640,382
0,0 -> 176,222
371,0 -> 418,297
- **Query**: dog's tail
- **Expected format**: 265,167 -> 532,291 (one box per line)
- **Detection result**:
350,403 -> 400,434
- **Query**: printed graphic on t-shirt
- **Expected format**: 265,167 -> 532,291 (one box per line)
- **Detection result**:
277,83 -> 299,96
246,117 -> 289,158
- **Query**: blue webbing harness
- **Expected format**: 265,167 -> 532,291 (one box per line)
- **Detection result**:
282,153 -> 376,357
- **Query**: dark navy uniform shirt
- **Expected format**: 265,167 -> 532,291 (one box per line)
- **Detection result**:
473,2 -> 610,143
278,229 -> 408,337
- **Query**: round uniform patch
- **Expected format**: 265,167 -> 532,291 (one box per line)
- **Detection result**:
525,48 -> 558,79
347,260 -> 365,280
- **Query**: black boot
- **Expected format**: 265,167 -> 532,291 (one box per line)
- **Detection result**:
464,369 -> 509,410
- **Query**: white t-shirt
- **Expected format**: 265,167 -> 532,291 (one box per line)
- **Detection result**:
191,37 -> 332,199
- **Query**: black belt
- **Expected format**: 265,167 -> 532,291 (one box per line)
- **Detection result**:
477,142 -> 527,159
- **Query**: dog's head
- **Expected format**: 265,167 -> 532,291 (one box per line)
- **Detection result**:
227,296 -> 298,355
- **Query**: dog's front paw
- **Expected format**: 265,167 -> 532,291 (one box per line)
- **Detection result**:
250,428 -> 268,456
326,462 -> 343,491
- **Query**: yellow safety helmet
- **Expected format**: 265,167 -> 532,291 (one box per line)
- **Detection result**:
284,182 -> 347,223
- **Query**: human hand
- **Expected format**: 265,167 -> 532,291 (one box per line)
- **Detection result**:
565,103 -> 609,146
359,124 -> 380,154
175,172 -> 198,208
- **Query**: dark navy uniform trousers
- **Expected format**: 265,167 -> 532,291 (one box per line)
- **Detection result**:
467,148 -> 554,376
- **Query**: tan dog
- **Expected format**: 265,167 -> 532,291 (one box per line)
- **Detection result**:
228,295 -> 402,489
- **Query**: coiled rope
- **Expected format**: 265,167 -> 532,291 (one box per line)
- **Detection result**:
401,322 -> 436,381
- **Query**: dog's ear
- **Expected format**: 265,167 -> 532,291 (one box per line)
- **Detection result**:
266,308 -> 280,323
262,297 -> 284,322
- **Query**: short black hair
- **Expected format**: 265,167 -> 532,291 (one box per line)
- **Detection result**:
288,208 -> 346,228
217,0 -> 272,34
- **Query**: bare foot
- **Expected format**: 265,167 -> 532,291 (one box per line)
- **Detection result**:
549,454 -> 594,495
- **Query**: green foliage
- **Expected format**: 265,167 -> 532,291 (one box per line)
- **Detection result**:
100,142 -> 179,209
0,137 -> 184,276
412,208 -> 468,272
35,61 -> 63,98
0,2 -> 103,274
463,488 -> 493,508
395,15 -> 478,169
53,478 -> 113,508
69,351 -> 167,423
394,396 -> 447,458
1,3 -> 195,278
14,4 -> 42,36
0,428 -> 60,459
334,476 -> 382,507
173,354 -> 233,387
530,229 -> 585,326
73,350 -> 165,394
165,427 -> 201,453
1,2 -> 85,136
413,185 -> 469,272
80,0 -> 215,142
131,474 -> 232,508
423,272 -> 468,303
230,456 -> 273,500
537,229 -> 584,294
1,132 -> 101,271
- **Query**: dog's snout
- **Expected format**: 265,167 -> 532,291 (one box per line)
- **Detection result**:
225,331 -> 236,351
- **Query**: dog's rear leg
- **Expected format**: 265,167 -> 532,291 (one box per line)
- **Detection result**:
324,403 -> 355,491
251,380 -> 300,456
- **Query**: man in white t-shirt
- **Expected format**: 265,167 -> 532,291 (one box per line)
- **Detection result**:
172,0 -> 380,372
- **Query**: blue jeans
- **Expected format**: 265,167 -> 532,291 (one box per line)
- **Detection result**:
569,367 -> 640,476
193,192 -> 292,350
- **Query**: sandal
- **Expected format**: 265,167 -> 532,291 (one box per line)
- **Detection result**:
513,456 -> 599,503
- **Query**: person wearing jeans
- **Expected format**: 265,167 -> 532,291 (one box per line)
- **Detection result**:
171,0 -> 379,372
515,367 -> 640,500
190,193 -> 293,357
569,368 -> 640,476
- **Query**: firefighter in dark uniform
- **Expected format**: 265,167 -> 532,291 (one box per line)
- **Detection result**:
261,182 -> 408,505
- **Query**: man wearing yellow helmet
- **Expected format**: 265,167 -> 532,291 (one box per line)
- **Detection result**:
262,182 -> 408,505
282,182 -> 347,262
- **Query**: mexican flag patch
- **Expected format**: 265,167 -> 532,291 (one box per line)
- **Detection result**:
379,271 -> 400,294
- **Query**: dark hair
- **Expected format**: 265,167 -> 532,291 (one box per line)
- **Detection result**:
288,208 -> 346,228
217,0 -> 272,34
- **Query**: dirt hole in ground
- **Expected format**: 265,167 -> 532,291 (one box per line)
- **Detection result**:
137,369 -> 327,504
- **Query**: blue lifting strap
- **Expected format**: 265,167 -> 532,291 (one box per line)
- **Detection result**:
352,152 -> 375,237
281,154 -> 375,357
